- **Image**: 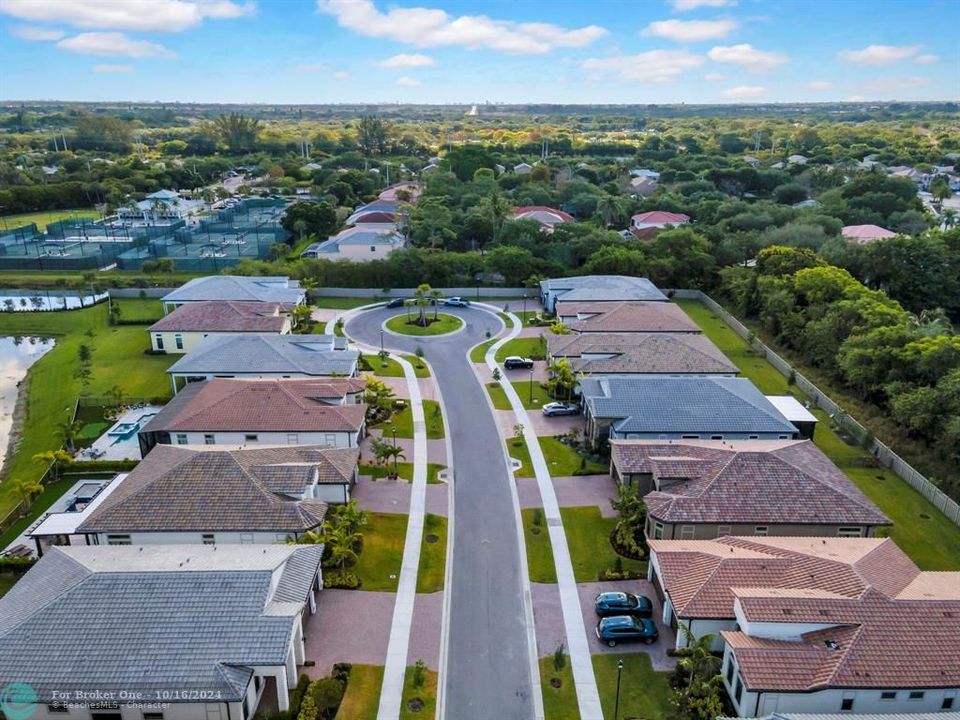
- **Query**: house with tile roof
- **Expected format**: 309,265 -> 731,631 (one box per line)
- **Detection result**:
540,275 -> 668,313
630,210 -> 690,231
0,544 -> 322,716
555,300 -> 701,334
612,439 -> 890,542
512,205 -> 575,231
300,224 -> 405,261
77,444 -> 357,547
345,200 -> 402,226
547,332 -> 738,378
841,224 -> 897,244
148,300 -> 293,353
139,378 -> 367,455
580,376 -> 799,447
161,275 -> 305,312
166,334 -> 359,394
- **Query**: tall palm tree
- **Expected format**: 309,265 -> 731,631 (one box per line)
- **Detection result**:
59,420 -> 83,454
412,283 -> 432,326
595,194 -> 627,228
9,477 -> 44,516
429,288 -> 444,320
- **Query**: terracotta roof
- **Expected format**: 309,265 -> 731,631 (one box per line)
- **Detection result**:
612,439 -> 890,527
632,211 -> 690,224
513,206 -> 575,225
150,301 -> 289,333
841,224 -> 896,241
78,445 -> 358,533
547,332 -> 737,374
352,211 -> 397,224
556,301 -> 700,333
141,378 -> 367,434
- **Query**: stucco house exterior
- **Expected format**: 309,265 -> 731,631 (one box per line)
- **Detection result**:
138,377 -> 367,455
148,300 -> 292,353
0,544 -> 323,718
611,439 -> 890,540
540,275 -> 668,314
300,224 -> 404,261
161,275 -> 305,313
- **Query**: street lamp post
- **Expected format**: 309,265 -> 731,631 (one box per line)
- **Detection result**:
614,659 -> 624,720
380,329 -> 384,353
391,426 -> 398,476
529,368 -> 534,404
522,293 -> 527,325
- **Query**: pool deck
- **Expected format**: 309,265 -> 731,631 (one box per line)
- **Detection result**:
80,406 -> 162,461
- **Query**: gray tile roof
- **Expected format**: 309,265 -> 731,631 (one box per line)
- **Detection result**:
166,334 -> 358,377
548,332 -> 737,375
581,376 -> 798,435
541,275 -> 668,303
162,275 -> 304,305
0,545 -> 321,702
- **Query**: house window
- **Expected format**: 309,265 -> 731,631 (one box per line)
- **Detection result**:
175,433 -> 187,445
287,433 -> 299,444
174,334 -> 183,350
244,434 -> 259,443
881,691 -> 896,700
943,697 -> 955,710
717,525 -> 732,538
680,525 -> 695,539
370,245 -> 376,252
841,698 -> 854,711
681,434 -> 700,439
909,691 -> 925,700
154,334 -> 164,350
754,526 -> 768,536
778,434 -> 790,439
324,433 -> 338,446
204,434 -> 215,445
748,435 -> 759,440
106,534 -> 131,546
240,533 -> 254,544
725,659 -> 735,684
734,678 -> 743,705
838,527 -> 863,537
202,534 -> 215,545
710,435 -> 723,440
653,522 -> 664,540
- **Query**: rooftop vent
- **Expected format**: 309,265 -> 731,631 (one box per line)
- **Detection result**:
825,640 -> 840,651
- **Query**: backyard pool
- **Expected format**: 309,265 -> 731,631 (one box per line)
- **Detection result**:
81,408 -> 160,461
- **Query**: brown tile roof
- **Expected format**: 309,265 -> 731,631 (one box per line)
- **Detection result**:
612,439 -> 889,527
78,445 -> 359,533
149,301 -> 290,333
141,378 -> 367,434
547,332 -> 737,375
555,301 -> 701,333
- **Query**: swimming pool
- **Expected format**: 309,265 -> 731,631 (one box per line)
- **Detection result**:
106,411 -> 158,441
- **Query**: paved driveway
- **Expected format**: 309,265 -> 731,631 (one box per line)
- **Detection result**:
303,589 -> 395,676
346,305 -> 536,719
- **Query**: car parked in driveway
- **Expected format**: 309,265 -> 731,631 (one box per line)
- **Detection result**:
443,297 -> 470,307
503,356 -> 534,370
594,591 -> 653,618
596,616 -> 659,647
541,401 -> 580,417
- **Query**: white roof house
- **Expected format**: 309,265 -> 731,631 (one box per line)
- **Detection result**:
161,275 -> 305,310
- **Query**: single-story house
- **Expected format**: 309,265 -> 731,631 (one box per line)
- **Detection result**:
787,154 -> 808,165
624,175 -> 658,197
139,377 -> 367,455
514,162 -> 533,174
630,211 -> 690,231
540,275 -> 668,313
611,438 -> 890,540
379,182 -> 421,203
161,275 -> 305,312
301,224 -> 404,261
555,300 -> 701,334
547,332 -> 738,378
0,544 -> 323,717
148,300 -> 292,353
765,395 -> 818,439
841,224 -> 897,244
420,162 -> 439,175
512,205 -> 575,231
77,444 -> 358,545
346,200 -> 401,225
580,376 -> 799,446
166,334 -> 359,394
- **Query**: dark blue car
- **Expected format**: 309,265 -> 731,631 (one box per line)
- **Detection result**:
594,591 -> 653,618
595,616 -> 659,647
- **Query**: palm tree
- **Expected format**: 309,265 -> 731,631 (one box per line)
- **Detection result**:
293,218 -> 308,243
929,175 -> 952,210
941,208 -> 957,230
59,420 -> 83,454
9,477 -> 44,516
595,194 -> 627,228
323,523 -> 362,571
412,283 -> 432,326
33,449 -> 72,482
106,385 -> 125,410
334,499 -> 368,535
429,288 -> 444,321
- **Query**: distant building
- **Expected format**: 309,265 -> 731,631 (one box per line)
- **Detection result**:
345,200 -> 402,225
149,301 -> 292,353
301,225 -> 405,261
630,211 -> 690,231
512,205 -> 575,231
624,175 -> 658,197
513,162 -> 533,174
841,224 -> 897,244
540,275 -> 668,313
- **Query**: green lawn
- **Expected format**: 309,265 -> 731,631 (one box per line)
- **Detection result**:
313,296 -> 376,309
593,654 -> 673,720
112,297 -> 163,323
371,355 -> 430,378
379,400 -> 444,440
0,269 -> 202,290
540,437 -> 608,476
417,513 -> 447,593
561,506 -> 646,583
399,667 -> 437,720
486,382 -> 511,410
506,436 -> 534,478
360,463 -> 445,485
522,508 -> 558,583
354,512 -> 408,591
335,665 -> 384,720
494,336 -> 547,362
0,303 -> 174,523
0,208 -> 99,231
540,656 -> 580,720
385,313 -> 463,336
512,380 -> 553,410
470,339 -> 495,363
677,298 -> 960,571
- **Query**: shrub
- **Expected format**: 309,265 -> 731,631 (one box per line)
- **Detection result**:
323,570 -> 361,589
412,659 -> 427,689
311,677 -> 345,715
552,643 -> 567,672
296,694 -> 317,720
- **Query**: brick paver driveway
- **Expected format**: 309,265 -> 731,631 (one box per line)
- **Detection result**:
303,589 -> 395,676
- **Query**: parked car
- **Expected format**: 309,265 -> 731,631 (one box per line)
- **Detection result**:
444,297 -> 470,307
595,616 -> 658,647
504,356 -> 534,370
385,298 -> 406,308
594,592 -> 653,618
541,401 -> 580,417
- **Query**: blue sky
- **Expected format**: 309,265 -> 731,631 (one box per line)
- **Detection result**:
0,0 -> 957,104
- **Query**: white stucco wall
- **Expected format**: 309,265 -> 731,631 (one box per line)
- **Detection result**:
152,326 -> 290,354
169,429 -> 359,448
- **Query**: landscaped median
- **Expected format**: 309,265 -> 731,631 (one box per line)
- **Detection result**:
416,513 -> 447,593
376,399 -> 445,439
385,312 -> 463,336
521,508 -> 558,583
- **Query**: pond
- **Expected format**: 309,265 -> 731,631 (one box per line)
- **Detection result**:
0,289 -> 108,312
0,336 -> 55,473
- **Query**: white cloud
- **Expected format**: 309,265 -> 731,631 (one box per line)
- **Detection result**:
377,53 -> 435,68
704,72 -> 725,81
57,32 -> 174,58
838,44 -> 920,65
708,43 -> 786,71
11,24 -> 63,40
317,0 -> 607,54
721,85 -> 767,99
0,0 -> 255,32
582,50 -> 703,83
808,80 -> 831,90
93,63 -> 134,72
333,70 -> 349,80
914,53 -> 939,65
642,18 -> 737,42
669,0 -> 737,10
396,76 -> 421,86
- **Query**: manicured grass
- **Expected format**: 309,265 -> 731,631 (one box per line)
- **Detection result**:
486,382 -> 511,410
0,208 -> 99,231
494,336 -> 547,362
522,508 -> 558,583
399,666 -> 437,720
385,313 -> 464,336
470,339 -> 495,363
677,298 -> 960,571
593,653 -> 673,720
379,400 -> 444,440
0,477 -> 74,549
371,355 -> 430,378
506,436 -> 534,478
511,380 -> 553,410
540,436 -> 608,476
112,297 -> 163,323
0,303 -> 174,523
540,656 -> 580,720
313,296 -> 376,309
561,506 -> 646,583
354,512 -> 408,592
416,513 -> 447,593
359,463 -> 446,485
335,664 -> 384,720
77,421 -> 109,440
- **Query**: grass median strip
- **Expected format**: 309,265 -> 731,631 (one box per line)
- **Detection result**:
540,656 -> 580,720
378,399 -> 444,440
593,654 -> 672,720
521,508 -> 557,584
399,666 -> 437,720
416,513 -> 447,593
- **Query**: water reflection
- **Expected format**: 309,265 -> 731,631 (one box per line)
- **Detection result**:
0,336 -> 56,473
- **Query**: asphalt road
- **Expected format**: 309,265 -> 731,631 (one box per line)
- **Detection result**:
345,305 -> 536,720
